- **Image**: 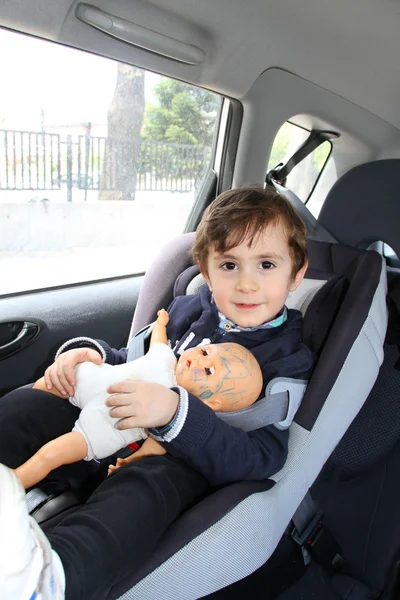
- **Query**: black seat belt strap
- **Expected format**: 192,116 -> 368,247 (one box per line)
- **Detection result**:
291,492 -> 345,573
265,129 -> 339,187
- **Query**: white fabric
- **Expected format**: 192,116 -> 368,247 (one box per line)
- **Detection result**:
70,344 -> 177,461
0,463 -> 65,600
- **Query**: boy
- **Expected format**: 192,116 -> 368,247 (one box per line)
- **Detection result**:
0,187 -> 314,600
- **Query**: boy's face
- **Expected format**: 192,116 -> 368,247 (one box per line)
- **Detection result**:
201,223 -> 307,328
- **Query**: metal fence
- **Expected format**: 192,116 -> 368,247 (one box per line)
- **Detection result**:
0,129 -> 210,199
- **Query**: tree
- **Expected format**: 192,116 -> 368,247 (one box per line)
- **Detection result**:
143,79 -> 219,147
100,64 -> 145,200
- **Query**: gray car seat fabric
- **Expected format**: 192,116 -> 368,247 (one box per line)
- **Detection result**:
110,233 -> 387,600
129,233 -> 196,338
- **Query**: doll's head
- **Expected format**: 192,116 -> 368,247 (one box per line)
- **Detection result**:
175,342 -> 263,412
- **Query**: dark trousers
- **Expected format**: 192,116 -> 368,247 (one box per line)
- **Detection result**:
0,387 -> 209,600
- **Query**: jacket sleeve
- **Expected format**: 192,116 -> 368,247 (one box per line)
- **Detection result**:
55,336 -> 128,365
98,341 -> 128,365
150,388 -> 288,486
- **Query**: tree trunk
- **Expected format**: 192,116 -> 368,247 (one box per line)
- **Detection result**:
100,64 -> 145,201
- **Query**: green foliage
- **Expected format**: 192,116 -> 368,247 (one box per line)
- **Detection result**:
268,126 -> 291,170
143,79 -> 220,146
313,141 -> 331,171
268,123 -> 331,173
165,125 -> 198,145
135,139 -> 210,189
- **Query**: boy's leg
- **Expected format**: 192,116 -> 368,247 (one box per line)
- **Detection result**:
1,455 -> 209,600
46,455 -> 209,600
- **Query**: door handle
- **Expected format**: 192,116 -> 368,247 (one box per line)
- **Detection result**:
0,321 -> 40,359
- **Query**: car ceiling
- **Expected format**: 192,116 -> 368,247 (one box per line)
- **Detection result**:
1,0 -> 400,129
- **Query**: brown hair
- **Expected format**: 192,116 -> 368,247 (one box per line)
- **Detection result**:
192,186 -> 308,278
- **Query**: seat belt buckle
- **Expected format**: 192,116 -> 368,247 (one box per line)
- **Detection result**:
291,516 -> 344,574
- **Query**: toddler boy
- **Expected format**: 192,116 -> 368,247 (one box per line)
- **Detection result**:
0,186 -> 314,600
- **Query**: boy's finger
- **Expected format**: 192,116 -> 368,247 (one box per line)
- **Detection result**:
106,381 -> 137,396
62,363 -> 76,389
86,349 -> 103,364
114,417 -> 138,430
48,370 -> 65,395
105,393 -> 132,407
44,367 -> 53,390
108,404 -> 136,419
55,366 -> 73,396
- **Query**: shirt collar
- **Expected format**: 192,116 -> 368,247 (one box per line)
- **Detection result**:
216,305 -> 288,333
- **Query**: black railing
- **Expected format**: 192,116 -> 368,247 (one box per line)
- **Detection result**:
0,129 -> 210,199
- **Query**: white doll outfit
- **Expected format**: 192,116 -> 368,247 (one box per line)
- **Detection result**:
69,344 -> 177,461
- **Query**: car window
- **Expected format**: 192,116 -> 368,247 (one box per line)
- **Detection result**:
0,29 -> 222,295
268,121 -> 331,202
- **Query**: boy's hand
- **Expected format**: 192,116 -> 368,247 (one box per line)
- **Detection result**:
106,381 -> 179,430
44,348 -> 103,397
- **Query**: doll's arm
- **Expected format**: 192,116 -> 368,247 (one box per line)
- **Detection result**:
107,436 -> 166,475
149,309 -> 169,346
15,431 -> 88,489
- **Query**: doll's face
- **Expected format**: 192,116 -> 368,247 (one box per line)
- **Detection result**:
175,342 -> 263,412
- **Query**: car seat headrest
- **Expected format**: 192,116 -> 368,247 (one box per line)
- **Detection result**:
173,265 -> 201,297
319,158 -> 400,258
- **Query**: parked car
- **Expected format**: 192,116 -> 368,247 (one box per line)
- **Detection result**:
1,1 -> 400,599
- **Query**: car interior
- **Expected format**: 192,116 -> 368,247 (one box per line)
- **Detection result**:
1,1 -> 400,599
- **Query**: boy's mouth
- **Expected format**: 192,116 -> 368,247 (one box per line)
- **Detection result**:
234,303 -> 260,310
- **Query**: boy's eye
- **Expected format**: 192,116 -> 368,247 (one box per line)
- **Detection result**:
221,262 -> 237,271
259,260 -> 274,270
201,349 -> 208,356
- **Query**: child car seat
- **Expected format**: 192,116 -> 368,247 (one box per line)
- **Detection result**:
105,231 -> 386,600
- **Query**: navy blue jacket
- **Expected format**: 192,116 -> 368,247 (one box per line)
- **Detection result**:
97,285 -> 314,486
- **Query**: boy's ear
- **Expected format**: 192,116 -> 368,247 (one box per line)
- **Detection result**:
200,267 -> 211,290
289,261 -> 308,292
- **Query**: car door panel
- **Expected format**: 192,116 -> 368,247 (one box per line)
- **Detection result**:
0,276 -> 142,396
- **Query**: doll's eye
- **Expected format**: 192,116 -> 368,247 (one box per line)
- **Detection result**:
205,367 -> 215,376
201,349 -> 208,356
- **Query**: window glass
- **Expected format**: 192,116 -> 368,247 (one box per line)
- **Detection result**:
0,29 -> 221,295
268,122 -> 331,202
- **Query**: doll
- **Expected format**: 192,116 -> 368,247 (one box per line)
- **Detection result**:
15,310 -> 263,489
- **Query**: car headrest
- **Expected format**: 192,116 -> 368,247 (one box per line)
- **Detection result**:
319,159 -> 400,258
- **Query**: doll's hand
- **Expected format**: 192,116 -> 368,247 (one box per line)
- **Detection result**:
106,380 -> 179,430
156,309 -> 169,327
107,457 -> 128,476
44,348 -> 103,397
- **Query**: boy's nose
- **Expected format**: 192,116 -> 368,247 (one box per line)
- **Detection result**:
235,274 -> 259,293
